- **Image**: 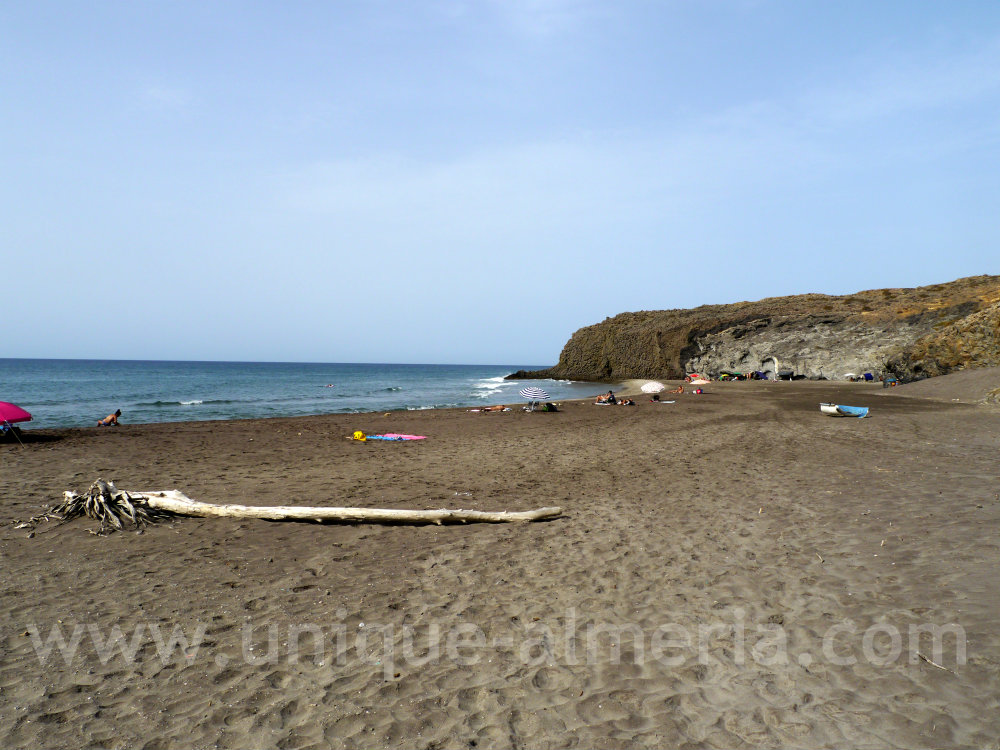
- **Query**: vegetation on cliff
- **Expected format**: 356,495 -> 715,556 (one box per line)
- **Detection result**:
886,301 -> 1000,380
509,275 -> 1000,382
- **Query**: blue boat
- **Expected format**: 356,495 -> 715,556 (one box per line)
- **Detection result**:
820,403 -> 869,418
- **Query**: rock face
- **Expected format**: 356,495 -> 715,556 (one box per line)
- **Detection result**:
511,275 -> 1000,382
886,300 -> 1000,380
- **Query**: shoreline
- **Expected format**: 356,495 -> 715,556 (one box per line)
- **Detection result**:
12,379 -> 907,434
2,360 -> 588,432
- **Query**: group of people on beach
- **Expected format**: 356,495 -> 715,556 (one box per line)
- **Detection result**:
595,391 -> 636,406
597,384 -> 693,405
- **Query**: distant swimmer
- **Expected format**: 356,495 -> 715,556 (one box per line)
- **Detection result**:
325,384 -> 335,387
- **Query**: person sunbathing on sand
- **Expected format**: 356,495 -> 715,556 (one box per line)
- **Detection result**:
483,404 -> 506,412
667,385 -> 684,394
98,409 -> 121,427
596,390 -> 617,404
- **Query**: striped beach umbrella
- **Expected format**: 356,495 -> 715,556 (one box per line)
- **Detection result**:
640,381 -> 666,394
518,386 -> 549,401
518,386 -> 549,410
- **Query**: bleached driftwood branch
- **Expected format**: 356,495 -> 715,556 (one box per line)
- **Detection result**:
137,489 -> 563,525
19,479 -> 561,534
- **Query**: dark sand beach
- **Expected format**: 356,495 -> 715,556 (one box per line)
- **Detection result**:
2,378 -> 999,749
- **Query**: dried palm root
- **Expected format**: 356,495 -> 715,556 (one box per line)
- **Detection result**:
16,478 -> 179,535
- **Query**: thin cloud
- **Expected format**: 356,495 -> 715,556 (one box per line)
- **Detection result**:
140,85 -> 191,110
801,35 -> 1000,127
486,0 -> 613,37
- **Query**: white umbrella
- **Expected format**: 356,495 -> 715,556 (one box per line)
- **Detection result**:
640,381 -> 666,394
518,386 -> 549,411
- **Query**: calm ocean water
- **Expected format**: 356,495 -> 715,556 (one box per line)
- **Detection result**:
1,359 -> 607,429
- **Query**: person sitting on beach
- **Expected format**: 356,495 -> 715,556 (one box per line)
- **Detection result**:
98,409 -> 121,427
0,424 -> 22,442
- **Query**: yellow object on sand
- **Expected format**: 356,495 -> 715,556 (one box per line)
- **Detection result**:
352,431 -> 366,442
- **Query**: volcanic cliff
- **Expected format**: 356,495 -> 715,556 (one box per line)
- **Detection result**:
509,275 -> 1000,382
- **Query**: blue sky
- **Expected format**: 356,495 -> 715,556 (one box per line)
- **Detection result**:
3,2 -> 999,365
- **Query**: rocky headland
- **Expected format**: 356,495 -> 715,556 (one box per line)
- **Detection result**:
510,275 -> 1000,382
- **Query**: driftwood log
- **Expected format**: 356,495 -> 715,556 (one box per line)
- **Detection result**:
18,479 -> 562,534
136,490 -> 562,525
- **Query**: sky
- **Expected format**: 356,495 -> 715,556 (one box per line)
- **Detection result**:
3,1 -> 999,366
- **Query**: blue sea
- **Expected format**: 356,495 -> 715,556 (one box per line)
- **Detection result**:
1,359 -> 607,429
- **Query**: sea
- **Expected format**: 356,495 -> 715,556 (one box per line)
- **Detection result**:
1,359 -> 608,430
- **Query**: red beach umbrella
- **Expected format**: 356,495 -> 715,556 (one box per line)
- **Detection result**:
0,401 -> 32,424
1,401 -> 31,446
